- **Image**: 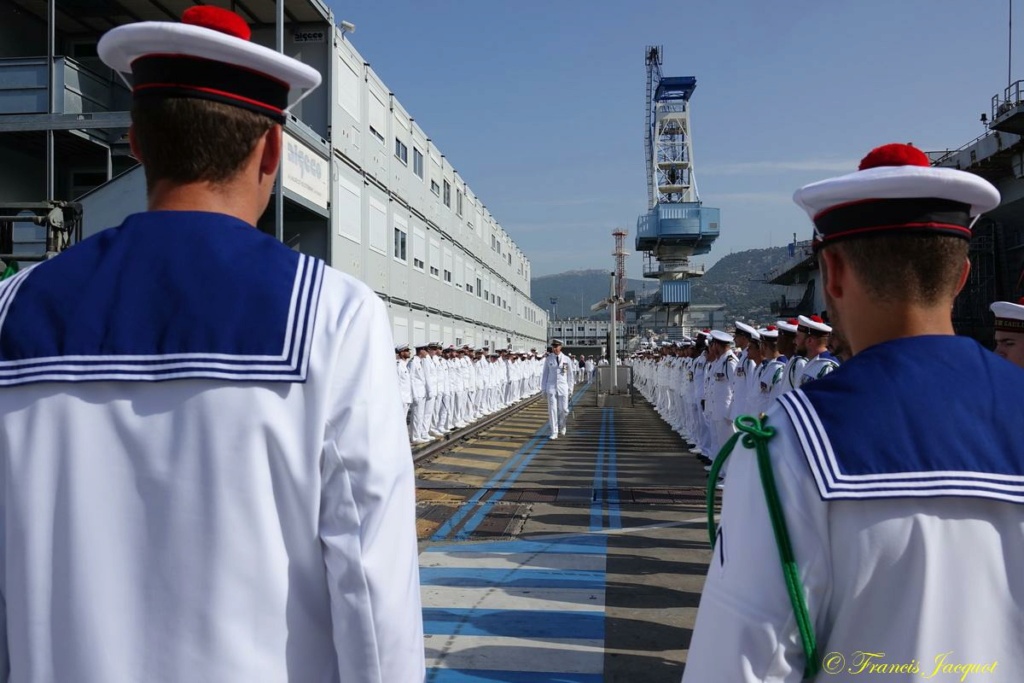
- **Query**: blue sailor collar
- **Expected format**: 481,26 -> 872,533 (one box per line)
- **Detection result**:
0,211 -> 324,385
777,336 -> 1024,504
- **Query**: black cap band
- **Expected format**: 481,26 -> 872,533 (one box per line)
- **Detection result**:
995,317 -> 1024,332
813,197 -> 972,249
131,54 -> 288,123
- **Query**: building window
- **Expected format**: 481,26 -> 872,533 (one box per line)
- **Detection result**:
430,180 -> 441,196
414,257 -> 425,269
476,278 -> 483,298
443,180 -> 451,208
456,190 -> 463,217
370,125 -> 384,144
430,265 -> 440,277
444,269 -> 452,283
413,148 -> 424,178
394,139 -> 408,165
393,227 -> 407,262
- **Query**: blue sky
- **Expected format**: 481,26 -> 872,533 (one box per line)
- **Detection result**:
330,0 -> 1018,279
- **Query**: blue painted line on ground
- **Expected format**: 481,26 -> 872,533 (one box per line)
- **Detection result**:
426,537 -> 607,555
606,407 -> 621,530
429,433 -> 544,541
452,438 -> 547,541
419,567 -> 605,590
445,383 -> 591,542
589,408 -> 606,532
429,670 -> 604,683
423,608 -> 604,639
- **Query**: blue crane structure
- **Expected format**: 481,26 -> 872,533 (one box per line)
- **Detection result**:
636,46 -> 720,308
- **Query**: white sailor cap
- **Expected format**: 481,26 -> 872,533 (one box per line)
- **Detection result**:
793,143 -> 1000,251
776,319 -> 799,335
427,341 -> 443,349
709,330 -> 734,344
98,6 -> 321,124
991,298 -> 1024,332
758,325 -> 779,340
395,343 -> 410,353
734,321 -> 758,338
550,338 -> 564,347
797,314 -> 832,335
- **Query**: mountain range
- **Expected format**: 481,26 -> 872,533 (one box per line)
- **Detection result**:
530,246 -> 794,322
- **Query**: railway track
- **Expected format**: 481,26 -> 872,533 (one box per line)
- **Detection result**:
411,391 -> 548,464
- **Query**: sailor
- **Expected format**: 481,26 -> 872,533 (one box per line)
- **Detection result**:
689,332 -> 711,462
409,344 -> 430,443
771,318 -> 805,401
683,143 -> 1023,681
541,339 -> 572,439
729,321 -> 759,420
396,343 -> 413,422
795,314 -> 840,386
705,330 -> 737,484
0,8 -> 423,681
991,297 -> 1024,368
422,341 -> 440,436
751,326 -> 785,416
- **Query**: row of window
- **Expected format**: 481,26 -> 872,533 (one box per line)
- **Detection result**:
390,224 -> 528,317
390,137 -> 521,277
337,46 -> 529,287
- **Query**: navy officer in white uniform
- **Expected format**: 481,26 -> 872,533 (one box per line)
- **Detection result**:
683,143 -> 1024,682
0,8 -> 424,682
541,338 -> 573,439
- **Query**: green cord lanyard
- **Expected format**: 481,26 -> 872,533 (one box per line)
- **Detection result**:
706,414 -> 820,679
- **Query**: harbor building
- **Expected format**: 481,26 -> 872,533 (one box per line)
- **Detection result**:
0,0 -> 547,351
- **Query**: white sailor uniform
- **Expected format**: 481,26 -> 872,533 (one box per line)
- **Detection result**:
0,212 -> 425,682
798,350 -> 840,387
683,336 -> 1024,682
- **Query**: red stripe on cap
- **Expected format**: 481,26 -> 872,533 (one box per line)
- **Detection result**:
819,221 -> 972,243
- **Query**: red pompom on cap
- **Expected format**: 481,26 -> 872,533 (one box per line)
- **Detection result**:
182,6 -> 251,41
765,325 -> 777,331
809,314 -> 825,323
858,143 -> 930,171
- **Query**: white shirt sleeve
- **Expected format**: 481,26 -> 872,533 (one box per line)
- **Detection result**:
682,406 -> 832,682
318,292 -> 425,683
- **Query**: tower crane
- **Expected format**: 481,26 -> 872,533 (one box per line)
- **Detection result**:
635,46 -> 720,312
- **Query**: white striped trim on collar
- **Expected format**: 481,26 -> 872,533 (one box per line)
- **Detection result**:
778,389 -> 1024,504
0,254 -> 324,385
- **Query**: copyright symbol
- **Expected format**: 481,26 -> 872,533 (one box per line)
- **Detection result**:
822,652 -> 845,675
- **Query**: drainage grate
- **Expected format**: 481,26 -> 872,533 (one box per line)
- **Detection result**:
464,503 -> 531,539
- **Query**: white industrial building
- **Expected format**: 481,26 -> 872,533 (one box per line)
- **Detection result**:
0,0 -> 547,351
548,318 -> 625,347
